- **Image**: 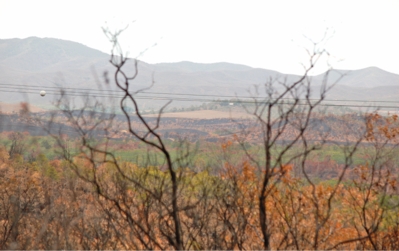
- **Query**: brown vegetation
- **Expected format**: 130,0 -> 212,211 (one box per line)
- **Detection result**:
2,30 -> 399,250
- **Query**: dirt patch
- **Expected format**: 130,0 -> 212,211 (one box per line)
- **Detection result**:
0,102 -> 45,114
147,110 -> 252,119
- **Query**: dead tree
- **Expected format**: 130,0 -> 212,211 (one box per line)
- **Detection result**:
234,34 -> 369,249
40,27 -> 191,250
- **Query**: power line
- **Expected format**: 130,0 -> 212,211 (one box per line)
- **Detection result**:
1,82 -> 399,104
1,89 -> 399,110
1,84 -> 399,109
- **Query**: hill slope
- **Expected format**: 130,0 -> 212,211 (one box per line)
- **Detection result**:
0,37 -> 398,110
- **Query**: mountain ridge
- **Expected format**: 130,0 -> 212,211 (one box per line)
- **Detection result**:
0,37 -> 398,108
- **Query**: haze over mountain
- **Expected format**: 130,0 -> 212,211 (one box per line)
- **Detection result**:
0,37 -> 398,110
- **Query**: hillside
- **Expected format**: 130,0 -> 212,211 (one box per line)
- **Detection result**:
312,67 -> 399,88
0,37 -> 398,110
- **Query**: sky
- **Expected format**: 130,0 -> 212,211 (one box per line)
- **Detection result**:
1,0 -> 398,75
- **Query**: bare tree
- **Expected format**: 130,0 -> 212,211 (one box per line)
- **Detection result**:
40,26 -> 200,249
233,36 -> 333,249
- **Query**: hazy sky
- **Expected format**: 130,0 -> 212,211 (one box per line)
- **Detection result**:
1,0 -> 398,75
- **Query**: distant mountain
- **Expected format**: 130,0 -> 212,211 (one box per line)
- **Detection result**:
0,37 -> 398,110
0,37 -> 108,71
312,67 -> 399,88
152,61 -> 254,72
